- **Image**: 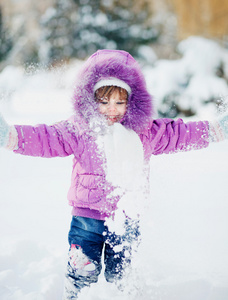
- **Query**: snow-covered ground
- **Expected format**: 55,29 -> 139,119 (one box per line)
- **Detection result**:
1,37 -> 228,300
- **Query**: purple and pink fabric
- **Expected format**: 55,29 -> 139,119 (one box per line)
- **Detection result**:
12,50 -> 210,220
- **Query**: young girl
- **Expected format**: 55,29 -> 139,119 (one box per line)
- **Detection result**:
0,49 -> 228,299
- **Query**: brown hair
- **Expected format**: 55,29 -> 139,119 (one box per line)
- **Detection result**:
95,86 -> 128,102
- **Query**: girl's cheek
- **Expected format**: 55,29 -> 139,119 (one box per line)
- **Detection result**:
121,104 -> 127,115
98,105 -> 106,115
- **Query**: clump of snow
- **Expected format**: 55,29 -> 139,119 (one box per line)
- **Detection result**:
101,123 -> 145,191
96,123 -> 147,235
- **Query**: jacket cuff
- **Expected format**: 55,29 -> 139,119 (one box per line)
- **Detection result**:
5,126 -> 19,150
208,121 -> 225,143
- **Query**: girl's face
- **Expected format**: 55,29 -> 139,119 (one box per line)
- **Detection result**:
97,88 -> 128,125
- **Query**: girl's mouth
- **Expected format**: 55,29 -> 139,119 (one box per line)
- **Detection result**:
106,116 -> 120,124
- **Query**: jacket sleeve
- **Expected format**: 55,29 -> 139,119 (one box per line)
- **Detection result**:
13,120 -> 79,158
141,118 -> 210,158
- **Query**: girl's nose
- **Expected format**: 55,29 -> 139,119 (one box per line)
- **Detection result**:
108,103 -> 117,113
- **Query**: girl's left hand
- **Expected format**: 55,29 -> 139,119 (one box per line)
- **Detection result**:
219,115 -> 228,139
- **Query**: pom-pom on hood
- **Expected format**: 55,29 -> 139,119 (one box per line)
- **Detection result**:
72,49 -> 154,132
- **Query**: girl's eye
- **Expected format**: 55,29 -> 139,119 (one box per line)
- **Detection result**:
100,101 -> 108,105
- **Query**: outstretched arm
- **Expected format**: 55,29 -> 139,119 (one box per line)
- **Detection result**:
142,116 -> 228,159
141,118 -> 210,158
0,114 -> 78,158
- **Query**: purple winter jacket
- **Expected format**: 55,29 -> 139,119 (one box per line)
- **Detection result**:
14,50 -> 209,220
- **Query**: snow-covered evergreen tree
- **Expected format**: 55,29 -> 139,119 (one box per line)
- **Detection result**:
0,8 -> 13,62
39,0 -> 158,63
39,0 -> 77,64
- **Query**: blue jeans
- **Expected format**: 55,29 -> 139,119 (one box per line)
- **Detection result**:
63,216 -> 140,299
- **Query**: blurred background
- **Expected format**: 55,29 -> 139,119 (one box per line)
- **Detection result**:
0,0 -> 228,118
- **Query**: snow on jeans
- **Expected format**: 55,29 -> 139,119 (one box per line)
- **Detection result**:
63,216 -> 140,299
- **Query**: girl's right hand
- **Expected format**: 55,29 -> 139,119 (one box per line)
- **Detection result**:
0,114 -> 10,147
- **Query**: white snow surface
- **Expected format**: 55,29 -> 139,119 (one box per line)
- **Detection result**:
0,37 -> 228,299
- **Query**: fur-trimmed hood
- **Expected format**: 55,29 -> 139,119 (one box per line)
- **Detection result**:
72,49 -> 154,132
